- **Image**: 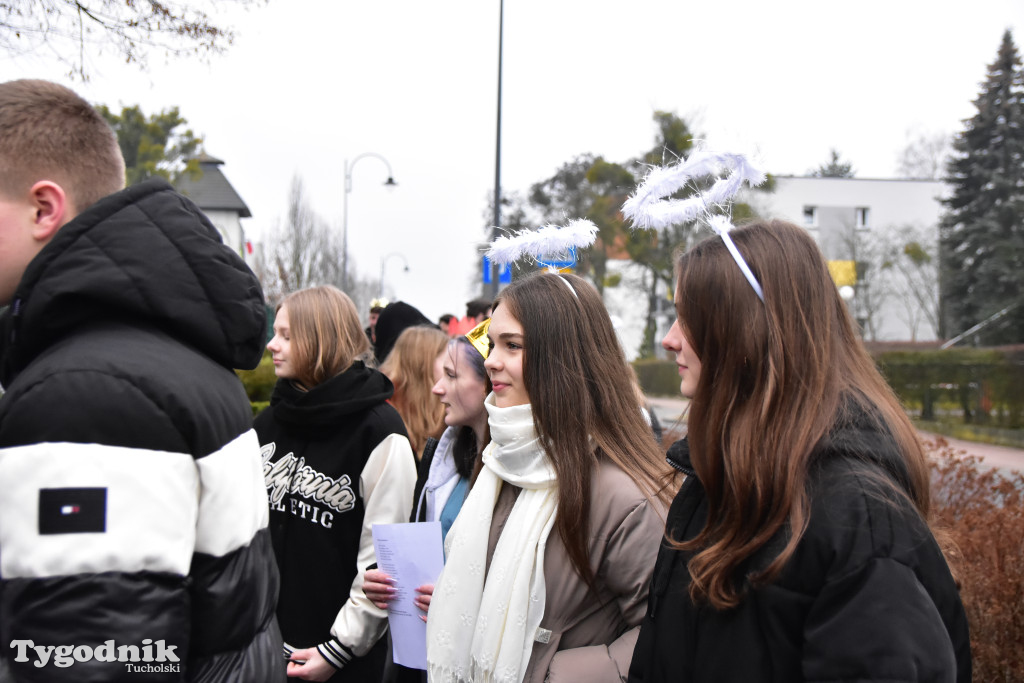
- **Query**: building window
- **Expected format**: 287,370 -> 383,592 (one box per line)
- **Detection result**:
803,205 -> 818,227
856,207 -> 870,229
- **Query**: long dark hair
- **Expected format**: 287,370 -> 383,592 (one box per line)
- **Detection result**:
494,271 -> 673,588
673,219 -> 930,608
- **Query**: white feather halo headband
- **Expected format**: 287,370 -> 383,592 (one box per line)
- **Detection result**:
622,151 -> 767,301
622,151 -> 766,230
484,218 -> 598,299
485,218 -> 598,267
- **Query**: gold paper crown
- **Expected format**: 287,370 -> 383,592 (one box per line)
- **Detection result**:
464,318 -> 491,359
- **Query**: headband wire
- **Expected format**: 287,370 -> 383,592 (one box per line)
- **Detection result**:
718,227 -> 764,301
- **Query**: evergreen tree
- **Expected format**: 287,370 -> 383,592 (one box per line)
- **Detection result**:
97,104 -> 203,186
940,30 -> 1024,344
812,148 -> 856,177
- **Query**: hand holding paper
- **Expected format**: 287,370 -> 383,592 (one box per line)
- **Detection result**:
363,568 -> 396,610
371,521 -> 445,670
412,583 -> 434,618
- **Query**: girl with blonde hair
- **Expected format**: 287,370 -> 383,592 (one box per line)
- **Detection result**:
256,285 -> 417,682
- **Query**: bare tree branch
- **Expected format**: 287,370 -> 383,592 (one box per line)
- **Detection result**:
896,129 -> 952,180
881,224 -> 940,340
0,0 -> 266,80
252,174 -> 379,316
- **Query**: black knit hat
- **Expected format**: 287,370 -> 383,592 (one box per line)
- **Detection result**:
373,301 -> 437,362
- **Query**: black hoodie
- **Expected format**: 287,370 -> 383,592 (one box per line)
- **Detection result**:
254,361 -> 416,679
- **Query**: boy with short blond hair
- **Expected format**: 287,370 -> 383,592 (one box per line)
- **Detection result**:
0,79 -> 283,682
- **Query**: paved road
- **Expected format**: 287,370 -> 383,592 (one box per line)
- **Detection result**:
645,395 -> 1024,476
646,396 -> 690,428
917,432 -> 1024,474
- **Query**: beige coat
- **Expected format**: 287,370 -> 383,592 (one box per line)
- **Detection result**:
485,456 -> 666,683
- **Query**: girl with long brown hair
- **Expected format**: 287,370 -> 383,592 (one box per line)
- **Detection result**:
628,220 -> 970,682
426,271 -> 675,683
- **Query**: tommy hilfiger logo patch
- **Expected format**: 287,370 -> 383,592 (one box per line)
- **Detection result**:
38,488 -> 107,534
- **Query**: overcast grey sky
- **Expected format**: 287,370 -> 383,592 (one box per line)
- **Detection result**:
11,0 -> 1023,321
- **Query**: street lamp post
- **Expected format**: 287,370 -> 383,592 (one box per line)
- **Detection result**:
488,0 -> 504,299
343,152 -> 397,291
379,252 -> 410,298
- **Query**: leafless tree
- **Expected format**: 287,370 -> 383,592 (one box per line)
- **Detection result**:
834,219 -> 891,341
253,175 -> 378,315
896,129 -> 952,180
880,223 -> 940,340
835,220 -> 940,342
1,0 -> 265,80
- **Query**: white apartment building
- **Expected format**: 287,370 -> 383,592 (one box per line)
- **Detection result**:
757,176 -> 946,342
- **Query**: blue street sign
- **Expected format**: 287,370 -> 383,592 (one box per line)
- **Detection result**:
482,256 -> 512,284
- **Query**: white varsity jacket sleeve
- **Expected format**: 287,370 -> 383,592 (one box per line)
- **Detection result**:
317,432 -> 417,669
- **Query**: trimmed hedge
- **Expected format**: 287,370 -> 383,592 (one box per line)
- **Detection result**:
876,348 -> 1024,429
236,351 -> 277,408
632,358 -> 681,397
635,349 -> 1024,432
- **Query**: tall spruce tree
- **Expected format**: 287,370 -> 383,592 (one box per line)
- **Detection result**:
940,30 -> 1024,344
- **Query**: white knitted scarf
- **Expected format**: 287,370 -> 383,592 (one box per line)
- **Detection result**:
426,395 -> 558,683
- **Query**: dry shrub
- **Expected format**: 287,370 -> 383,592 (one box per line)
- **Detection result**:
927,437 -> 1024,682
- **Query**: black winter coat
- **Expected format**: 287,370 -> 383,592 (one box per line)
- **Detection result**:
0,180 -> 283,683
629,420 -> 971,683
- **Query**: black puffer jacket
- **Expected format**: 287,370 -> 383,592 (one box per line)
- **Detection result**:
629,417 -> 971,683
0,179 -> 284,682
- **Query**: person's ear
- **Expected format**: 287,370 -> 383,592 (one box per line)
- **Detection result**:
28,181 -> 70,243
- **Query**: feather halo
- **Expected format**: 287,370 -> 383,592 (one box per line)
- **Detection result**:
485,218 -> 598,267
622,151 -> 766,231
622,150 -> 768,302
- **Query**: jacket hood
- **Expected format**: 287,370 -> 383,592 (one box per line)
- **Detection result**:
1,179 -> 266,384
666,437 -> 694,476
269,361 -> 394,430
373,301 -> 437,362
819,402 -> 915,496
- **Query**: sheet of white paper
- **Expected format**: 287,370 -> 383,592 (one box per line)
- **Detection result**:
372,521 -> 445,670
